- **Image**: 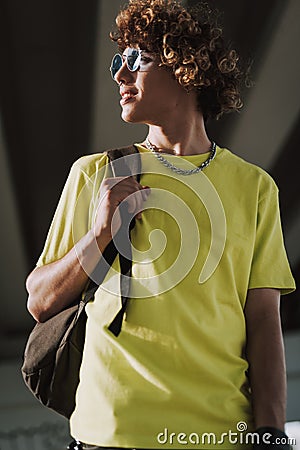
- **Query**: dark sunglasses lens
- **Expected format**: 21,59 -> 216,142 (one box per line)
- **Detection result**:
127,49 -> 140,71
110,54 -> 122,79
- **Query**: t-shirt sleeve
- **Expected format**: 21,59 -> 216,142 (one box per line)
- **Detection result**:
248,179 -> 296,295
37,155 -> 107,267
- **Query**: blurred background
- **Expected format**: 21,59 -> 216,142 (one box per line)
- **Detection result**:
0,0 -> 299,448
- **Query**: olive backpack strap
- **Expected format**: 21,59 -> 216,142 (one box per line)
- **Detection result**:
85,144 -> 141,336
106,144 -> 141,335
107,144 -> 141,184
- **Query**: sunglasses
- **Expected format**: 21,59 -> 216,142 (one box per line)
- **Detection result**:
110,47 -> 150,80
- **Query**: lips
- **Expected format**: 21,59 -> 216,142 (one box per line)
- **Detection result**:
120,89 -> 137,105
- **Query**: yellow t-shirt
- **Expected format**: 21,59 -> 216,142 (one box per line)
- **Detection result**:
37,144 -> 295,449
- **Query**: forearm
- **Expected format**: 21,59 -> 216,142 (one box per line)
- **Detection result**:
246,313 -> 287,430
26,229 -> 110,322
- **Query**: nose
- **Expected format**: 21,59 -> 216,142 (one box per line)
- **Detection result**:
114,60 -> 135,85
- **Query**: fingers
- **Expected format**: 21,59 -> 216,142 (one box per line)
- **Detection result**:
126,186 -> 150,219
101,176 -> 150,219
125,185 -> 146,212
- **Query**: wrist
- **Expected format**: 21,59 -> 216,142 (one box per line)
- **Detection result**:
74,230 -> 109,276
91,221 -> 113,248
95,231 -> 112,254
253,427 -> 291,450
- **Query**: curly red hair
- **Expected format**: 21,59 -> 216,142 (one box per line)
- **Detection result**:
110,0 -> 247,120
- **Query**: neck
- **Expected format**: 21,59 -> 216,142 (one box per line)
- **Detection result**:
145,114 -> 211,156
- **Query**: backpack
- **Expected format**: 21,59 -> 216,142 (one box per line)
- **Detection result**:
21,145 -> 141,418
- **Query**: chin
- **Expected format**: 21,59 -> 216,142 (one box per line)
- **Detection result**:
121,110 -> 141,124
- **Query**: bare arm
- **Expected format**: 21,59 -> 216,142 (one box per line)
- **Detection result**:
26,176 -> 150,322
244,288 -> 287,431
26,230 -> 105,322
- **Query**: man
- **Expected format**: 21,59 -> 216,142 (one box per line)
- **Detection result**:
26,1 -> 295,449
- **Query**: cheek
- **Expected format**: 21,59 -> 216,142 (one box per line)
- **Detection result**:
139,70 -> 176,94
136,69 -> 186,111
141,79 -> 175,105
156,73 -> 185,100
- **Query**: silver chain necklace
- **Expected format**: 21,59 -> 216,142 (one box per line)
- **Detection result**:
145,138 -> 217,175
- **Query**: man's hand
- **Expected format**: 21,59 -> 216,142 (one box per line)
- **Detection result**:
93,176 -> 150,245
252,427 -> 292,450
